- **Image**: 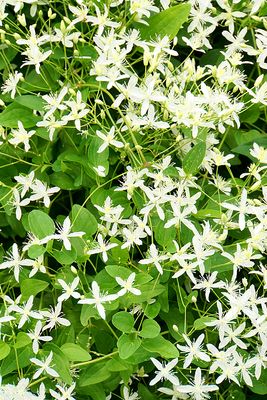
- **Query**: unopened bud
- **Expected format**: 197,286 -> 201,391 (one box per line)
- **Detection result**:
71,265 -> 78,274
172,324 -> 179,332
14,33 -> 21,41
63,17 -> 72,25
17,14 -> 26,27
254,74 -> 264,88
69,88 -> 76,96
48,8 -> 56,19
242,278 -> 248,287
191,296 -> 197,303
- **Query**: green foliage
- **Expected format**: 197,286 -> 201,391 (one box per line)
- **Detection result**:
136,4 -> 191,40
183,142 -> 206,175
28,210 -> 55,239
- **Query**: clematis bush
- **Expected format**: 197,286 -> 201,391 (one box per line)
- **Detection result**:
0,0 -> 267,399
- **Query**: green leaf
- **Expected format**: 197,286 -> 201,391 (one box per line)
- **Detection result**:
194,209 -> 222,219
194,317 -> 216,330
14,95 -> 46,111
0,44 -> 17,71
80,303 -> 98,326
28,210 -> 55,239
105,265 -> 131,280
14,332 -> 32,349
226,389 -> 245,400
136,4 -> 191,40
240,104 -> 260,124
118,334 -> 141,359
44,343 -> 72,385
139,319 -> 160,338
50,172 -> 76,190
84,385 -> 107,400
153,215 -> 176,247
70,204 -> 98,237
52,247 -> 77,265
138,383 -> 157,400
142,335 -> 179,358
28,244 -> 46,259
61,343 -> 91,362
112,312 -> 135,333
79,362 -> 111,386
106,355 -> 130,372
0,346 -> 33,376
92,328 -> 116,354
0,103 -> 40,128
250,368 -> 267,394
109,238 -> 129,265
21,279 -> 49,300
183,142 -> 206,175
135,282 -> 165,303
88,136 -> 109,173
144,302 -> 161,319
204,252 -> 232,274
21,66 -> 59,92
0,341 -> 10,360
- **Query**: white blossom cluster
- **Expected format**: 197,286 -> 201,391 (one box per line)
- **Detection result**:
0,0 -> 266,399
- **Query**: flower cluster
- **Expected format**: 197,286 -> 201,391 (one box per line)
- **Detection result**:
0,0 -> 267,399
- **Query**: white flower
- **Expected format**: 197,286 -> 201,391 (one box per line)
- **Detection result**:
222,189 -> 251,231
193,272 -> 225,302
36,114 -> 67,141
11,295 -> 43,329
14,171 -> 35,197
219,322 -> 247,350
149,357 -> 179,386
78,281 -> 118,319
116,272 -> 141,296
1,70 -> 23,99
172,259 -> 198,284
250,142 -> 267,163
96,126 -> 124,153
42,86 -> 68,118
12,188 -> 30,220
41,303 -> 70,330
30,351 -> 59,379
50,382 -> 76,400
93,165 -> 106,177
87,233 -> 118,263
139,243 -> 168,275
176,334 -> 210,368
62,90 -> 89,131
178,368 -> 219,400
8,121 -> 35,152
122,386 -> 139,400
29,255 -> 47,278
130,0 -> 159,24
87,4 -> 120,35
21,44 -> 52,74
48,216 -> 85,250
27,320 -> 52,354
30,179 -> 60,207
0,243 -> 35,282
0,378 -> 44,400
158,384 -> 189,399
57,277 -> 80,302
